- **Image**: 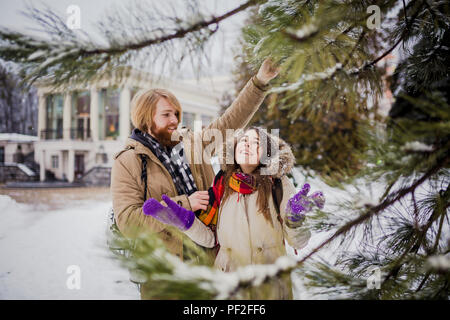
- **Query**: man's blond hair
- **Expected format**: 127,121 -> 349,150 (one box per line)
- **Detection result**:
130,88 -> 182,133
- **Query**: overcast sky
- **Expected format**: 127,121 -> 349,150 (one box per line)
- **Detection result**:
0,0 -> 249,78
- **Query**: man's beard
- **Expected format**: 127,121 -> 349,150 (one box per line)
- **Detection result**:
150,123 -> 181,148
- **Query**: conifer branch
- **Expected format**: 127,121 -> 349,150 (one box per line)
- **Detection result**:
221,152 -> 449,298
297,151 -> 449,268
352,0 -> 425,75
416,207 -> 448,291
383,172 -> 450,284
80,0 -> 262,57
0,0 -> 264,87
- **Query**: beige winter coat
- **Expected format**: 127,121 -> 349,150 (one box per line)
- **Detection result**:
110,76 -> 269,259
186,133 -> 312,299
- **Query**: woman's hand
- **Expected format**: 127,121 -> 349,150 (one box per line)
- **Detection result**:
285,183 -> 325,228
188,190 -> 209,211
256,58 -> 281,85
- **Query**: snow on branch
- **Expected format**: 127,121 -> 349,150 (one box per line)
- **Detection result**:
0,0 -> 262,87
283,20 -> 319,42
270,63 -> 343,93
401,141 -> 435,152
155,249 -> 298,299
426,255 -> 450,273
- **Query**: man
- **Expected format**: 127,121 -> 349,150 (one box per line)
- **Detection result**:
110,58 -> 279,296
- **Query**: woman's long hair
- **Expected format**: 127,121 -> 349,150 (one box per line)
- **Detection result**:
221,127 -> 276,226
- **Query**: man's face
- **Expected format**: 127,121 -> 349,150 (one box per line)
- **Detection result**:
149,97 -> 180,147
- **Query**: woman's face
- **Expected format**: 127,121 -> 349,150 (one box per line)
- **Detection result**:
235,129 -> 263,166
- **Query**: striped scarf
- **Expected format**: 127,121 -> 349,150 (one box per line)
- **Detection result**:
228,172 -> 256,195
197,171 -> 257,228
130,129 -> 198,196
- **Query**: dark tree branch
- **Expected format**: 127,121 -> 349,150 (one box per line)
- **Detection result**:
81,0 -> 262,56
384,180 -> 450,284
402,0 -> 410,33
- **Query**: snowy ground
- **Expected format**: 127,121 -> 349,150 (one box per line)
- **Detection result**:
0,171 -> 392,300
0,187 -> 139,299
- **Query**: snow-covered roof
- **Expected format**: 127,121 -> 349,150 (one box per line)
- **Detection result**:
0,133 -> 38,142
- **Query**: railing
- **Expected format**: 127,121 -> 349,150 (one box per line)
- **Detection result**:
40,129 -> 63,140
69,128 -> 91,141
40,128 -> 92,141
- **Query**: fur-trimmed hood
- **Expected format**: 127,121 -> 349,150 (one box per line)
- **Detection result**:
262,130 -> 295,178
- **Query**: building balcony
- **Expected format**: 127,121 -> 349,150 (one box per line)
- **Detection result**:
69,128 -> 91,140
40,129 -> 63,140
40,128 -> 92,141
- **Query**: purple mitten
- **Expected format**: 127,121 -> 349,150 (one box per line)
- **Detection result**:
161,195 -> 195,230
310,191 -> 325,209
285,183 -> 325,228
142,195 -> 195,231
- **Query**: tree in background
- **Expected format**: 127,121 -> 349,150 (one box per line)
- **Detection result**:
1,0 -> 448,299
0,62 -> 37,135
221,5 -> 382,183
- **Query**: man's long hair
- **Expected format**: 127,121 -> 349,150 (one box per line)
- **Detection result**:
130,88 -> 182,133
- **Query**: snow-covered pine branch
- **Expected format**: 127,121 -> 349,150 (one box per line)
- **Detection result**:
270,63 -> 343,94
151,248 -> 298,300
401,141 -> 435,152
0,0 -> 262,88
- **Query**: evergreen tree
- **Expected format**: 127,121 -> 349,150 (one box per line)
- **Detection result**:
222,3 -> 385,183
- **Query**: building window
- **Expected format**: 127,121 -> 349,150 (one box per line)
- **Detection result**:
182,112 -> 195,130
51,155 -> 59,169
45,94 -> 63,139
99,88 -> 120,140
71,91 -> 91,140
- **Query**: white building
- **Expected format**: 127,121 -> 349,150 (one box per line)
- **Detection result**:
34,69 -> 232,183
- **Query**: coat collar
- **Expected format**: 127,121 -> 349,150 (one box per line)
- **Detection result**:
125,128 -> 193,160
122,129 -> 195,173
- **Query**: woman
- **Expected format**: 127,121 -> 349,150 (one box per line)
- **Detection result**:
143,127 -> 325,299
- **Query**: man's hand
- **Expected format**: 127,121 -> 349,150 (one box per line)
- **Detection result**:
256,58 -> 280,85
188,191 -> 209,211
